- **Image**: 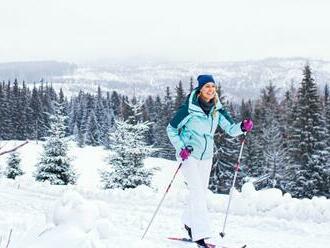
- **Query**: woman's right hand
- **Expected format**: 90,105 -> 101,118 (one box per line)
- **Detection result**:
179,146 -> 193,161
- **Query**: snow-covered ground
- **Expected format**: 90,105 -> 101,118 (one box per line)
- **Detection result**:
0,141 -> 329,248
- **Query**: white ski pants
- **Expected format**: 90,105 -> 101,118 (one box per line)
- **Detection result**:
181,156 -> 212,241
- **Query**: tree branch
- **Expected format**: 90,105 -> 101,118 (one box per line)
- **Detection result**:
0,140 -> 29,156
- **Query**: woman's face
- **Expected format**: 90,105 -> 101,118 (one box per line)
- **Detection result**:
200,83 -> 216,102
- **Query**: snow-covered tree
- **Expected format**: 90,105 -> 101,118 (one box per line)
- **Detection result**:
174,80 -> 185,110
101,101 -> 153,189
210,99 -> 243,194
285,65 -> 329,198
34,102 -> 77,185
260,118 -> 287,189
153,87 -> 175,159
210,134 -> 241,194
5,151 -> 24,179
324,84 -> 330,152
84,110 -> 101,146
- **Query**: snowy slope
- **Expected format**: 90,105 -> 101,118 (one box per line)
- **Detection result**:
0,141 -> 330,248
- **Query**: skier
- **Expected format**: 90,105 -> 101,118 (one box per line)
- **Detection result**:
166,74 -> 253,248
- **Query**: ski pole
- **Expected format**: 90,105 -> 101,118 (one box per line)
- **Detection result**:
141,160 -> 184,240
220,133 -> 247,238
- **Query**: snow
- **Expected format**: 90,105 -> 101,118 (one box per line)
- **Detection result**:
0,141 -> 330,248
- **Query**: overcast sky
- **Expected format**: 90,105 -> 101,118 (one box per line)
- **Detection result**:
1,0 -> 329,64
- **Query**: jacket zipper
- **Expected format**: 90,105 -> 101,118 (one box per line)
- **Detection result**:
200,115 -> 213,160
200,134 -> 207,160
210,115 -> 213,133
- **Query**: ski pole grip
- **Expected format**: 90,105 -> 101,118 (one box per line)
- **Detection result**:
186,145 -> 193,153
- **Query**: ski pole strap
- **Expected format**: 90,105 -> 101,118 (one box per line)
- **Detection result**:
234,162 -> 240,171
240,132 -> 247,144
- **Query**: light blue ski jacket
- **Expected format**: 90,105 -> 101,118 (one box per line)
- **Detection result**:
167,88 -> 243,160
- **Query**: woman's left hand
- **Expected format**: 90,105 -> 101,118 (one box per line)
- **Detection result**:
241,118 -> 253,132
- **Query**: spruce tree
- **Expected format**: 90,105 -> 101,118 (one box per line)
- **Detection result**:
2,81 -> 13,139
261,117 -> 287,189
34,102 -> 77,185
174,80 -> 185,110
324,84 -> 330,152
0,83 -> 7,139
100,101 -> 153,189
286,65 -> 329,198
110,91 -> 121,117
5,151 -> 24,179
154,87 -> 175,159
189,77 -> 194,93
258,83 -> 287,189
209,90 -> 243,194
144,95 -> 156,145
30,85 -> 44,141
84,110 -> 101,146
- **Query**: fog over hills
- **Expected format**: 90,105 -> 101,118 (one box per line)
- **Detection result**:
1,58 -> 330,102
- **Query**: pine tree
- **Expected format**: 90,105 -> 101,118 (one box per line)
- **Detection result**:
261,118 -> 287,189
257,84 -> 287,189
144,95 -> 155,145
0,83 -> 7,139
30,85 -> 44,141
84,110 -> 101,146
324,84 -> 330,152
5,151 -> 24,179
2,81 -> 13,139
110,90 -> 121,117
100,102 -> 153,189
154,87 -> 175,159
286,65 -> 329,198
19,81 -> 33,139
11,79 -> 21,139
174,80 -> 185,110
58,88 -> 70,136
34,102 -> 77,185
210,98 -> 243,194
79,93 -> 95,146
189,77 -> 194,93
245,82 -> 284,188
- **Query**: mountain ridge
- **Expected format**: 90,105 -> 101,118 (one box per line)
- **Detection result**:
1,57 -> 329,101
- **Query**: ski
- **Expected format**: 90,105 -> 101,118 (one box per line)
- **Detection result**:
167,237 -> 247,248
168,237 -> 216,248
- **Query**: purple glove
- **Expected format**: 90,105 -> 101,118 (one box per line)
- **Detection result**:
179,146 -> 193,161
241,118 -> 253,132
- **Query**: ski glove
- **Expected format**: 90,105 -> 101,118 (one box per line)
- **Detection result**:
179,146 -> 193,161
241,118 -> 254,132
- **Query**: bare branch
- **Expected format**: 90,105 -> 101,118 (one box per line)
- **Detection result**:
5,229 -> 12,248
0,140 -> 29,157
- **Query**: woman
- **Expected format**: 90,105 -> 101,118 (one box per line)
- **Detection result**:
166,74 -> 253,248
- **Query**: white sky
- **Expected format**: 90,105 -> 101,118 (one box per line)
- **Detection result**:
0,0 -> 329,63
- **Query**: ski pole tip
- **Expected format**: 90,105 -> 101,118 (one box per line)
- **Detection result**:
219,232 -> 225,238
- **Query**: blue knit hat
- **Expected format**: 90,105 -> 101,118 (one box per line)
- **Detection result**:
197,75 -> 215,89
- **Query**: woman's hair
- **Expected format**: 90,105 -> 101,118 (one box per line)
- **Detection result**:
212,92 -> 219,117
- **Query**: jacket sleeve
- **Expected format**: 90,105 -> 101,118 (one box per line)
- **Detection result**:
166,102 -> 191,152
218,108 -> 243,137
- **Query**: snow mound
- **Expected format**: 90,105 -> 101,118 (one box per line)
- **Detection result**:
25,191 -> 106,248
210,182 -> 330,223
